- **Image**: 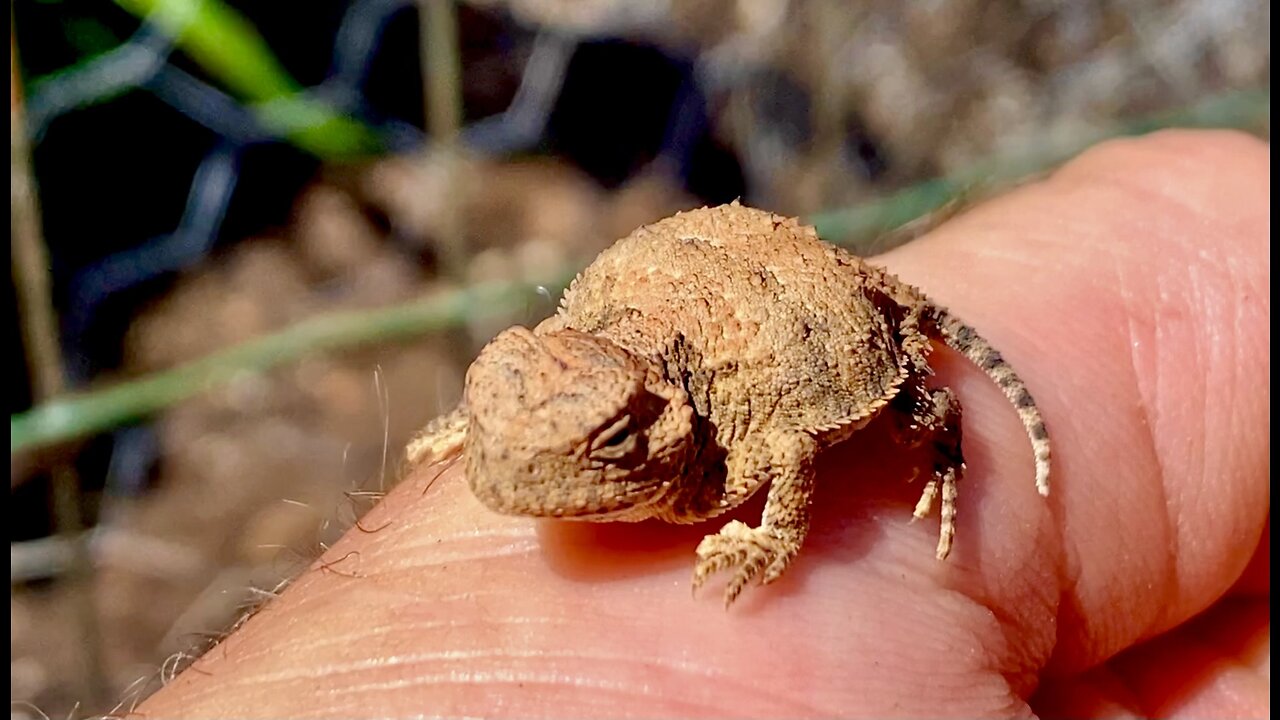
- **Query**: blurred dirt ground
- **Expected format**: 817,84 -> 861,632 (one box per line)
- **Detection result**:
10,152 -> 698,716
10,0 -> 1269,717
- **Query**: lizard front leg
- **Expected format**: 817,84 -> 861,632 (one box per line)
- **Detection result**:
404,405 -> 469,471
692,431 -> 818,607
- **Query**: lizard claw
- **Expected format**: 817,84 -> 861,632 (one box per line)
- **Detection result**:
691,520 -> 794,608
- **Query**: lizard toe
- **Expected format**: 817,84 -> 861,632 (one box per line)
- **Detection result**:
693,521 -> 796,608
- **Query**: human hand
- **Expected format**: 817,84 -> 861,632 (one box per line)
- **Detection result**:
138,130 -> 1269,718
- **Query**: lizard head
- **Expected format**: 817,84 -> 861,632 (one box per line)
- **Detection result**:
463,326 -> 696,521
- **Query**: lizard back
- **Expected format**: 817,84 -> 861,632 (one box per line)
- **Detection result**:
556,203 -> 912,446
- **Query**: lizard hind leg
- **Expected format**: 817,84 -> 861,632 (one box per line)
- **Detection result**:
404,405 -> 469,473
912,465 -> 959,560
892,385 -> 965,560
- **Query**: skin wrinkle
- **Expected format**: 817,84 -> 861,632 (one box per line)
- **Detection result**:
206,522 -> 546,670
1219,262 -> 1263,576
328,672 -> 690,700
316,669 -> 821,717
1150,228 -> 1260,634
211,647 -> 744,687
380,537 -> 541,568
175,617 -> 586,712
220,616 -> 573,672
1170,260 -> 1213,620
1112,234 -> 1181,648
953,243 -> 1056,272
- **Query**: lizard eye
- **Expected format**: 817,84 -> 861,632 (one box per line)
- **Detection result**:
602,426 -> 630,447
590,416 -> 638,460
594,416 -> 631,447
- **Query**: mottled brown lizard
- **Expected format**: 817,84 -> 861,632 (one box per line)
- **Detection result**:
406,202 -> 1051,606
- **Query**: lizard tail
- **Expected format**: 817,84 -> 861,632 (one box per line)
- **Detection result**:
926,306 -> 1051,496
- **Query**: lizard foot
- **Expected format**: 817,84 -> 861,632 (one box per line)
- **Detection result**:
909,464 -> 960,560
692,520 -> 796,608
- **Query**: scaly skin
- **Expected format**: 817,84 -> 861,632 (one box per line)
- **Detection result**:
406,202 -> 1050,607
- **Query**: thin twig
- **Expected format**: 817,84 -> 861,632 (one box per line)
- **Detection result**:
11,41 -> 63,402
11,21 -> 110,708
420,0 -> 467,279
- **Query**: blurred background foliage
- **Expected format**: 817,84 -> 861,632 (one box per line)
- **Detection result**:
9,0 -> 1269,716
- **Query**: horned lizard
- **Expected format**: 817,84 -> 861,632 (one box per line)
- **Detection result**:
407,202 -> 1050,606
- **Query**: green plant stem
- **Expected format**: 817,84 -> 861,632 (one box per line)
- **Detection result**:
12,276 -> 573,453
112,0 -> 378,158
